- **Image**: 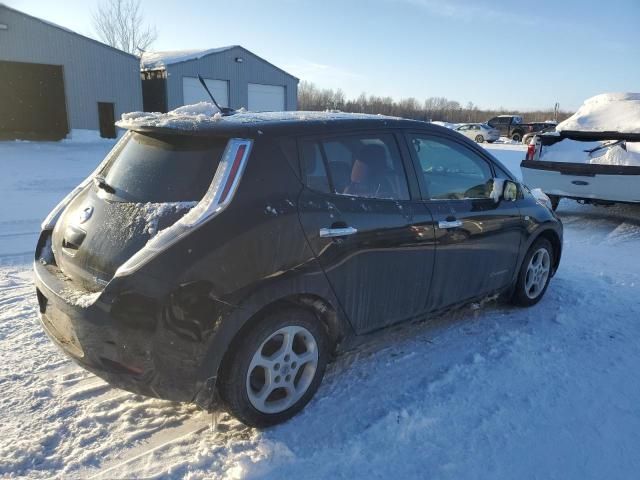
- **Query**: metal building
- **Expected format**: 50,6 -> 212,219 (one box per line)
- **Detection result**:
0,4 -> 142,140
141,46 -> 298,113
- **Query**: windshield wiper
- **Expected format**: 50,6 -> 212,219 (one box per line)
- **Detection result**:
94,175 -> 116,194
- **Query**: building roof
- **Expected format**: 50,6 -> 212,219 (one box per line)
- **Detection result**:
0,3 -> 138,60
140,47 -> 238,69
140,45 -> 299,81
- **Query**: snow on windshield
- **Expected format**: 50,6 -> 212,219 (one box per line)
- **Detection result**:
557,93 -> 640,133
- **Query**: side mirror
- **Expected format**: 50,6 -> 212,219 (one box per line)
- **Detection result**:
503,180 -> 519,202
490,178 -> 518,203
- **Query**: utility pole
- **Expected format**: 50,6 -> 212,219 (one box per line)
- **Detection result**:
554,102 -> 560,122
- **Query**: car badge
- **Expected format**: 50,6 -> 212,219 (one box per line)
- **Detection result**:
79,206 -> 94,224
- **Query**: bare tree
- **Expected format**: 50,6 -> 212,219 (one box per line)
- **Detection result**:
298,81 -> 572,124
92,0 -> 157,54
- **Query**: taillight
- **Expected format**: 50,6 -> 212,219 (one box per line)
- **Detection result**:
114,138 -> 253,278
526,143 -> 536,161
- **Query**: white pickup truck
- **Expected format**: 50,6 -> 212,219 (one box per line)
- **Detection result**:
521,93 -> 640,210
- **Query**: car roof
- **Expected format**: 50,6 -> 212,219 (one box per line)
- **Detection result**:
116,108 -> 435,138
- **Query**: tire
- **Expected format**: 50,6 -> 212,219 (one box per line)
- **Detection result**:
511,238 -> 554,307
475,135 -> 484,143
218,308 -> 329,428
511,132 -> 523,142
548,194 -> 560,211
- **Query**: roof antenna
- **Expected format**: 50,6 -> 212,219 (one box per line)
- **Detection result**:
198,74 -> 235,116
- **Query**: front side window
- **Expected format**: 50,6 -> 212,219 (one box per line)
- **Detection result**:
410,135 -> 494,200
301,134 -> 410,200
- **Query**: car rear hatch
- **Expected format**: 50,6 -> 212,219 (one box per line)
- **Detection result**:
521,131 -> 640,203
50,131 -> 230,291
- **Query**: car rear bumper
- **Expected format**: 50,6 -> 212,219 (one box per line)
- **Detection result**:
33,257 -> 218,407
521,160 -> 640,203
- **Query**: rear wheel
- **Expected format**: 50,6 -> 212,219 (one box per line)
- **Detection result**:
511,132 -> 522,142
511,238 -> 554,306
475,135 -> 484,143
548,194 -> 560,211
218,308 -> 329,428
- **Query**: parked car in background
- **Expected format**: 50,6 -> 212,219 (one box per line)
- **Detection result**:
34,107 -> 562,428
455,123 -> 500,143
487,115 -> 556,143
521,93 -> 640,210
522,125 -> 556,145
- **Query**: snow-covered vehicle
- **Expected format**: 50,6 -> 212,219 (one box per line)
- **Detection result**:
521,93 -> 640,209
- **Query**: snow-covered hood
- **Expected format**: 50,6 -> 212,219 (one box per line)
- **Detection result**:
557,93 -> 640,134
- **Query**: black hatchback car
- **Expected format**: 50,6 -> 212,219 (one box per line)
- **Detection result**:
34,110 -> 562,427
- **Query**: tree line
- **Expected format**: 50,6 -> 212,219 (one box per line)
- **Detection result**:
298,81 -> 572,124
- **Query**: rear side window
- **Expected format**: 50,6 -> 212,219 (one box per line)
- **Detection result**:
410,135 -> 493,200
300,134 -> 409,201
102,132 -> 227,203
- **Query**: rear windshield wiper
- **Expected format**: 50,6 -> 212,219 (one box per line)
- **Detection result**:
94,175 -> 116,194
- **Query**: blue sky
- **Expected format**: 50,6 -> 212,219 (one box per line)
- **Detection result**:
8,0 -> 640,110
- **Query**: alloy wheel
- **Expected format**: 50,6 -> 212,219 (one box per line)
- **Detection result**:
246,325 -> 319,414
524,248 -> 551,299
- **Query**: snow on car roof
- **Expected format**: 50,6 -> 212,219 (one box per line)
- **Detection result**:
116,102 -> 402,131
557,92 -> 640,134
140,47 -> 238,70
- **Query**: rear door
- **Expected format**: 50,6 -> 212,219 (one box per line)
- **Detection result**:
298,131 -> 436,333
406,132 -> 522,310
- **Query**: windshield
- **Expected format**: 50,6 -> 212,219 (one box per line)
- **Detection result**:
101,132 -> 227,203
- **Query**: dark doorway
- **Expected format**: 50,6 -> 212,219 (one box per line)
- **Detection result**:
0,60 -> 69,140
98,102 -> 116,138
141,70 -> 168,113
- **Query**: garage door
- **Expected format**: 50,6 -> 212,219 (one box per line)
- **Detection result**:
0,60 -> 68,140
248,84 -> 285,112
182,77 -> 229,107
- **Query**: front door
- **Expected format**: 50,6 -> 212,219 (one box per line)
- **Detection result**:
406,133 -> 522,310
298,131 -> 436,334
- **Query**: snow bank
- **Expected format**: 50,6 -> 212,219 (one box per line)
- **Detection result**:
541,139 -> 640,166
557,92 -> 640,133
141,47 -> 237,70
117,104 -> 399,131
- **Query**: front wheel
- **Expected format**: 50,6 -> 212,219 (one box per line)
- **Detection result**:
218,308 -> 329,428
511,132 -> 522,142
475,135 -> 485,143
511,238 -> 554,307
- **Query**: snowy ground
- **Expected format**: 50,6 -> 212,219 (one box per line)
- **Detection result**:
1,137 -> 640,479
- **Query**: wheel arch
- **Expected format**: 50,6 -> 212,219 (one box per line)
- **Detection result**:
193,288 -> 352,409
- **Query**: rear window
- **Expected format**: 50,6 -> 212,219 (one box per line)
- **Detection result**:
101,132 -> 227,203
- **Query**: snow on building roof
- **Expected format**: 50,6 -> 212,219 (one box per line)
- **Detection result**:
140,47 -> 238,70
557,93 -> 640,134
116,102 -> 401,131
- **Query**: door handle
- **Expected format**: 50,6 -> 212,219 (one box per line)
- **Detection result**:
438,219 -> 463,229
319,226 -> 358,238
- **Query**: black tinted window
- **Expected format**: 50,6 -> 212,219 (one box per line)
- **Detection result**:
410,135 -> 493,200
102,132 -> 227,203
300,140 -> 331,193
327,134 -> 410,200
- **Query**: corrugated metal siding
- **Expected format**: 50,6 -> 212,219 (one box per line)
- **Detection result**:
0,6 -> 142,131
165,47 -> 298,111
